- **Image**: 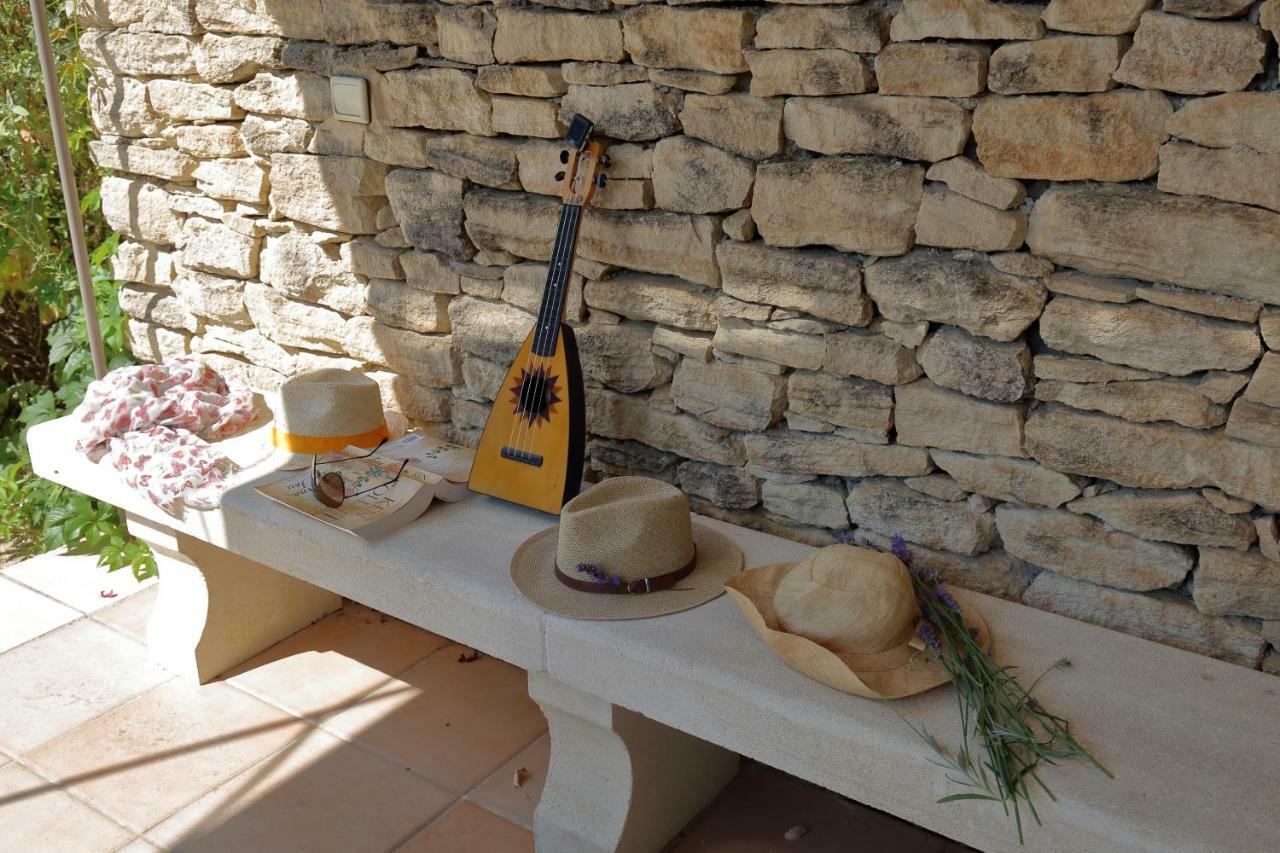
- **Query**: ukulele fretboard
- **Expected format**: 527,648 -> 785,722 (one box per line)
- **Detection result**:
531,203 -> 584,358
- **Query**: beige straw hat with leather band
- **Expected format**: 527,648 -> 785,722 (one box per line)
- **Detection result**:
725,550 -> 991,700
511,477 -> 744,620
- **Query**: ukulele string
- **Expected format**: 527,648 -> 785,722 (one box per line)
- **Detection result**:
512,201 -> 577,456
507,204 -> 572,454
518,202 -> 580,456
519,201 -> 581,456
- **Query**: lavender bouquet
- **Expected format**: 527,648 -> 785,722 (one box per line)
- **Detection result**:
863,534 -> 1111,844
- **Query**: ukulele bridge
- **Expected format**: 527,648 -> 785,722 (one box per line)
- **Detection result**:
501,447 -> 544,467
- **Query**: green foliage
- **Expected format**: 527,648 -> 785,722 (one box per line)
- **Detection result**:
0,1 -> 155,580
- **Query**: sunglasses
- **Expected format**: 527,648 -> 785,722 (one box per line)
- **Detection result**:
310,440 -> 408,508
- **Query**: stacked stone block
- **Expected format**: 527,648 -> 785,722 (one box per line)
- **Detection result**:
78,0 -> 1280,674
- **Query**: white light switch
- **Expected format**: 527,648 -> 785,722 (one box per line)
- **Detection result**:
330,75 -> 370,124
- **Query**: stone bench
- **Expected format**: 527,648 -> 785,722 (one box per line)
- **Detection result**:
28,415 -> 1280,853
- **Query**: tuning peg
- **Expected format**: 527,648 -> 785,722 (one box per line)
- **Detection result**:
595,173 -> 608,189
559,149 -> 570,164
599,154 -> 612,169
554,171 -> 566,182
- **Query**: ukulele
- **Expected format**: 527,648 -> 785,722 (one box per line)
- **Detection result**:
468,114 -> 608,514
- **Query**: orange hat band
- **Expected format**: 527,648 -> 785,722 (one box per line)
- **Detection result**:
271,423 -> 389,454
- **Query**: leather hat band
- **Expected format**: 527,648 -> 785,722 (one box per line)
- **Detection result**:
554,551 -> 697,595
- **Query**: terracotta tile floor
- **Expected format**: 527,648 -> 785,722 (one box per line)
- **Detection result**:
0,550 -> 963,852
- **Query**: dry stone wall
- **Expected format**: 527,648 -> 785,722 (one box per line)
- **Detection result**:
79,0 -> 1280,674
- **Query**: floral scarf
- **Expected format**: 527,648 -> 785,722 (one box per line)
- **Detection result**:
74,358 -> 256,513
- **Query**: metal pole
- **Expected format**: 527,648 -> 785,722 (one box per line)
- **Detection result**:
29,0 -> 108,380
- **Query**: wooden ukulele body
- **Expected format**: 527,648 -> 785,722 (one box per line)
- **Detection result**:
469,323 -> 586,515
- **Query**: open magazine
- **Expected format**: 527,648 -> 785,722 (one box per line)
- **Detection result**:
256,432 -> 474,538
371,432 -> 473,502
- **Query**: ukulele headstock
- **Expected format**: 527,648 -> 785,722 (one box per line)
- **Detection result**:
556,113 -> 609,208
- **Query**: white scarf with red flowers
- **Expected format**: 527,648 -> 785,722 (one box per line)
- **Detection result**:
74,358 -> 256,513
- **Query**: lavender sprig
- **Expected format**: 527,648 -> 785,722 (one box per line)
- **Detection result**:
933,585 -> 961,614
918,620 -> 942,653
575,563 -> 622,587
873,534 -> 1109,844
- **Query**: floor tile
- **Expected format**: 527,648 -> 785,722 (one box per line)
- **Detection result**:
0,619 -> 170,755
3,550 -> 155,614
113,839 -> 161,853
92,585 -> 157,645
0,575 -> 81,653
0,761 -> 133,852
226,600 -> 449,721
146,728 -> 455,853
668,761 -> 963,853
323,645 -> 547,793
468,733 -> 548,829
25,679 -> 309,833
399,800 -> 534,853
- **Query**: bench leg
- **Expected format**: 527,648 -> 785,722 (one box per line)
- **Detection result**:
529,672 -> 739,853
126,515 -> 342,684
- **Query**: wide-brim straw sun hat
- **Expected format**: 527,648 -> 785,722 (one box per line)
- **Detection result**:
511,476 -> 744,620
725,544 -> 991,700
263,369 -> 404,469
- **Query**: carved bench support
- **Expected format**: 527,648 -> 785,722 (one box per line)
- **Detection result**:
529,672 -> 739,853
126,514 -> 342,684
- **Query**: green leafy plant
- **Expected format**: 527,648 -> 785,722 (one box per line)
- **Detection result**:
0,1 -> 154,579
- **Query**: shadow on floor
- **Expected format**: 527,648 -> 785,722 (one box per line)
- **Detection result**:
666,761 -> 970,853
1,574 -> 968,853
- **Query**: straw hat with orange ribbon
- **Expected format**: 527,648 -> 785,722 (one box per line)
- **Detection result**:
725,543 -> 990,700
266,369 -> 406,469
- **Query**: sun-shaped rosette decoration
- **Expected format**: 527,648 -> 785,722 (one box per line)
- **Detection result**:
510,364 -> 562,427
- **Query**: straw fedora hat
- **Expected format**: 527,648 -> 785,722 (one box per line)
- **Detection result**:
264,369 -> 405,469
725,544 -> 990,700
511,476 -> 744,620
